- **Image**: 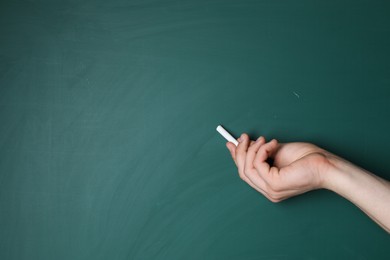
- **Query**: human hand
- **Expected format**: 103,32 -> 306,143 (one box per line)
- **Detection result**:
226,134 -> 334,202
226,133 -> 390,232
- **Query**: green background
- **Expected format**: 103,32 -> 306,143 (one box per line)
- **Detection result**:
1,0 -> 389,259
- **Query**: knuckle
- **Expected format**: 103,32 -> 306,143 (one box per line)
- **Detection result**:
243,166 -> 255,178
268,191 -> 277,199
238,170 -> 246,180
243,165 -> 249,176
269,182 -> 281,192
243,164 -> 249,174
253,159 -> 261,169
258,146 -> 267,155
269,197 -> 281,203
265,185 -> 281,200
268,191 -> 281,201
266,175 -> 282,191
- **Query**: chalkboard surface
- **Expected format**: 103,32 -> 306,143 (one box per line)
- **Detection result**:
1,0 -> 389,259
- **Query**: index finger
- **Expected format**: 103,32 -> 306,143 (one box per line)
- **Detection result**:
235,133 -> 250,179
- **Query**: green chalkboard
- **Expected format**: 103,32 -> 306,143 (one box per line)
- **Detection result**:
1,0 -> 389,259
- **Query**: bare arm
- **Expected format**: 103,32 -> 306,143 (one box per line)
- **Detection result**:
226,133 -> 390,233
323,156 -> 390,232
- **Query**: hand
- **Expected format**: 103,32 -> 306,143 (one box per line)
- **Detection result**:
226,133 -> 334,202
226,133 -> 390,232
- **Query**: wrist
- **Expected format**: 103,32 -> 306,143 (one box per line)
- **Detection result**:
320,154 -> 369,196
319,154 -> 350,192
316,150 -> 390,233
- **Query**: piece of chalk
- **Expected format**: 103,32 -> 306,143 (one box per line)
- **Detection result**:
216,125 -> 239,146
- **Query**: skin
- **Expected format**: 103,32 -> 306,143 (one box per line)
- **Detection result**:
226,133 -> 390,233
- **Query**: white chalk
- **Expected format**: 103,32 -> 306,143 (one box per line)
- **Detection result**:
216,125 -> 239,146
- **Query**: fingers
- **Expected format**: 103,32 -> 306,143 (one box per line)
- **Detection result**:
235,133 -> 250,180
243,136 -> 267,186
225,136 -> 258,167
226,142 -> 237,164
245,136 -> 265,171
253,139 -> 280,179
235,134 -> 269,191
226,134 -> 284,202
233,134 -> 269,196
251,139 -> 285,203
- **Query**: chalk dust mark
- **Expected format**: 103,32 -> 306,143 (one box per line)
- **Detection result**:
292,91 -> 300,99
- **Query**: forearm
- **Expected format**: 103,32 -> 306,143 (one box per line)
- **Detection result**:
323,156 -> 390,233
